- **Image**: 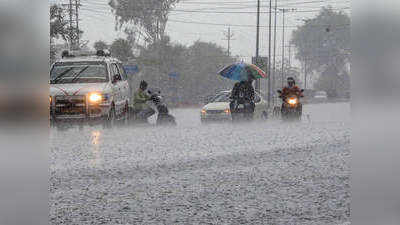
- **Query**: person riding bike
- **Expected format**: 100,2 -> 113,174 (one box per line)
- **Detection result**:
230,77 -> 255,121
279,77 -> 304,117
280,77 -> 303,100
131,80 -> 155,122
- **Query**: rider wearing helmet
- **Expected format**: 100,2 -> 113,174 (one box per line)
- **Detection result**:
280,77 -> 303,99
279,77 -> 304,118
132,80 -> 155,121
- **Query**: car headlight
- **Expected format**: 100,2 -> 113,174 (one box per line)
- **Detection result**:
89,93 -> 102,103
224,108 -> 231,114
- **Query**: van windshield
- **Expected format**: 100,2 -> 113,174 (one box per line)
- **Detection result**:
50,62 -> 108,84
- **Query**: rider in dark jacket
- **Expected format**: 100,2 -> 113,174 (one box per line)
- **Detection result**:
230,77 -> 255,120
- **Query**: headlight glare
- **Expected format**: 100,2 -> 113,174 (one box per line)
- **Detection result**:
288,98 -> 298,105
89,93 -> 102,103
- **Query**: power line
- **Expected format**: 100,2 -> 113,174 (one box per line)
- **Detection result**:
178,0 -> 335,4
169,7 -> 349,14
167,18 -> 350,28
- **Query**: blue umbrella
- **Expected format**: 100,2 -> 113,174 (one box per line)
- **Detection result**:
218,62 -> 267,81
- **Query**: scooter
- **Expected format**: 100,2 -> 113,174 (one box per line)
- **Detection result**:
277,89 -> 304,121
147,90 -> 177,126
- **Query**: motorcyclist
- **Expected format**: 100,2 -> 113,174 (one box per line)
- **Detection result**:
279,77 -> 304,117
280,77 -> 303,100
230,77 -> 255,121
132,80 -> 155,122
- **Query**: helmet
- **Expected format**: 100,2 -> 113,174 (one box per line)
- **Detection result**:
287,77 -> 295,87
140,80 -> 148,90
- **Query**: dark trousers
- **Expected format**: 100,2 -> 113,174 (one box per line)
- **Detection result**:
230,101 -> 255,121
130,107 -> 155,122
138,107 -> 155,119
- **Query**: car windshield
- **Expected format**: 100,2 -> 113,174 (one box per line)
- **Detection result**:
315,91 -> 327,96
212,93 -> 230,102
50,62 -> 108,84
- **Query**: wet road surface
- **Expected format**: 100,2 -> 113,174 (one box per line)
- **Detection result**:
50,103 -> 350,224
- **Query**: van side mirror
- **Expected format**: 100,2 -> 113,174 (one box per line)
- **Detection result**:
112,74 -> 121,83
277,90 -> 282,94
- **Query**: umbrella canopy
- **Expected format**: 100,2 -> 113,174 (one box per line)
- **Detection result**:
218,62 -> 267,81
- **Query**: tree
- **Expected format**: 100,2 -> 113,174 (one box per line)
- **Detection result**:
136,37 -> 237,105
291,7 -> 350,92
291,7 -> 350,71
109,0 -> 180,45
50,4 -> 68,64
110,38 -> 134,62
93,41 -> 109,51
50,4 -> 68,41
50,4 -> 83,48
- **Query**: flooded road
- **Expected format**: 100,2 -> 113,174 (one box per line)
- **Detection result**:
50,103 -> 350,224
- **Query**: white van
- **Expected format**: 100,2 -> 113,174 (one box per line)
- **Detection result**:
49,50 -> 130,127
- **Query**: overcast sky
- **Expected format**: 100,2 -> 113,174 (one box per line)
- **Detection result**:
50,0 -> 350,64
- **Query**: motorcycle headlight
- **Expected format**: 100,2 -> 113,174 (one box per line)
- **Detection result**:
89,93 -> 102,103
288,98 -> 298,105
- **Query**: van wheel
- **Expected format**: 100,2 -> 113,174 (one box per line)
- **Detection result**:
262,111 -> 268,120
123,103 -> 129,126
103,107 -> 115,129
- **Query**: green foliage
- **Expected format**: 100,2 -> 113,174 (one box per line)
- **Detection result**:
93,41 -> 109,51
291,6 -> 350,70
109,0 -> 180,44
110,38 -> 134,62
291,6 -> 350,93
50,4 -> 68,41
133,37 -> 236,105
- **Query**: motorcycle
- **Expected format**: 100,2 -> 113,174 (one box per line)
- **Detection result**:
229,99 -> 255,122
147,90 -> 177,126
129,89 -> 176,126
277,89 -> 304,121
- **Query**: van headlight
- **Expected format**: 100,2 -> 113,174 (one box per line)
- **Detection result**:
89,93 -> 102,103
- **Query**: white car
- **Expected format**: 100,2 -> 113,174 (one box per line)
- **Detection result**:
49,50 -> 130,127
313,91 -> 328,103
200,91 -> 268,123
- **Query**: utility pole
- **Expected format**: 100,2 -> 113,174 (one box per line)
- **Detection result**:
304,58 -> 307,89
64,0 -> 80,50
75,0 -> 80,48
279,8 -> 296,88
288,45 -> 292,68
280,9 -> 286,88
68,0 -> 74,50
267,0 -> 272,108
223,27 -> 235,57
255,0 -> 261,92
272,0 -> 277,105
